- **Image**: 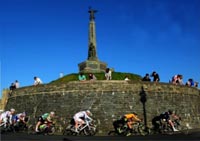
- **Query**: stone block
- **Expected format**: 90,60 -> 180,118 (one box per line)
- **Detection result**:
78,60 -> 107,73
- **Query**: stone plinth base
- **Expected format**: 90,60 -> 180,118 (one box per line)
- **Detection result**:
78,60 -> 107,73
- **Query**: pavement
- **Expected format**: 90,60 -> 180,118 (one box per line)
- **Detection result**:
1,129 -> 200,141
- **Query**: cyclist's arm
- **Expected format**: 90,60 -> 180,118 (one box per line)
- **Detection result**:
9,115 -> 13,124
20,116 -> 26,124
46,115 -> 53,123
133,115 -> 141,122
85,114 -> 93,121
172,114 -> 180,120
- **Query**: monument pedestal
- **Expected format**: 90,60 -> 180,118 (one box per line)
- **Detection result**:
78,60 -> 107,73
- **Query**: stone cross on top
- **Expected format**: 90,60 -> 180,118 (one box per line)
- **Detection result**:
88,7 -> 97,21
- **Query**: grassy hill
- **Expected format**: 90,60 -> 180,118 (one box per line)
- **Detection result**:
50,72 -> 142,84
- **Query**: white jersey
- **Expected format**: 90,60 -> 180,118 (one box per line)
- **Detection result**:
16,113 -> 24,119
0,111 -> 13,124
34,78 -> 43,85
73,111 -> 92,121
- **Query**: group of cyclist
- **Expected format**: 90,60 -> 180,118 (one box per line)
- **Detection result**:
152,109 -> 180,132
1,108 -> 181,135
0,108 -> 27,129
113,109 -> 181,135
34,110 -> 92,133
0,108 -> 93,134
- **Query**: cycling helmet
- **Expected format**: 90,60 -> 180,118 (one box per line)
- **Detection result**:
10,108 -> 15,112
10,108 -> 15,114
86,110 -> 92,115
22,112 -> 26,116
50,111 -> 55,115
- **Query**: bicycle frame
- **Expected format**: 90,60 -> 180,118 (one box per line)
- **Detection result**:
0,118 -> 9,128
77,119 -> 92,132
0,122 -> 6,127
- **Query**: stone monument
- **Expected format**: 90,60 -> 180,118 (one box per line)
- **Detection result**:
78,8 -> 107,73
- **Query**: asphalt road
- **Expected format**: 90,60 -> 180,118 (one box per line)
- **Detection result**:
1,130 -> 200,141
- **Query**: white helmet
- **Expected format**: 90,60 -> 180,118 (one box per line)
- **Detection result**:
10,108 -> 15,112
22,112 -> 26,116
86,110 -> 92,115
50,111 -> 55,115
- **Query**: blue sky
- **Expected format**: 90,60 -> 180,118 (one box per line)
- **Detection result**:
0,0 -> 199,97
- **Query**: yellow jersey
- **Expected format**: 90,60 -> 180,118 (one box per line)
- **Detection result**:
124,113 -> 141,121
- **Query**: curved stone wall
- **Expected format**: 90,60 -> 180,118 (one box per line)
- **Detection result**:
5,81 -> 200,135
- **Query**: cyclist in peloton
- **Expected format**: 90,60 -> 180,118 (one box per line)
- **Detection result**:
35,111 -> 55,132
152,109 -> 178,132
0,108 -> 15,126
73,110 -> 92,133
13,112 -> 28,125
114,112 -> 141,133
123,112 -> 141,130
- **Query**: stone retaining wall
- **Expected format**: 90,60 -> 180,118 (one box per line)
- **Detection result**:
5,81 -> 200,135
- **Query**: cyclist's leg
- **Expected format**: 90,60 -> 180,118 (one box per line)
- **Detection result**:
168,119 -> 178,131
152,116 -> 161,132
127,118 -> 134,130
35,116 -> 44,132
74,118 -> 84,132
113,120 -> 119,132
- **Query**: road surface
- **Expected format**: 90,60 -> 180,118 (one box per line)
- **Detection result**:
1,130 -> 200,141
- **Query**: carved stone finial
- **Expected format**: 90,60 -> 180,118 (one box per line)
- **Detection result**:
88,7 -> 97,21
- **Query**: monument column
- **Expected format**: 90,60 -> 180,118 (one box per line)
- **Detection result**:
78,8 -> 107,73
88,9 -> 98,61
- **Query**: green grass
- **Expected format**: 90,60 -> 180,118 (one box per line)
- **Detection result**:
49,72 -> 142,84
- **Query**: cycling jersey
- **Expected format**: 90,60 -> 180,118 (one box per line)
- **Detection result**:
73,111 -> 92,121
38,113 -> 53,123
41,113 -> 49,120
124,113 -> 141,122
0,111 -> 13,124
13,113 -> 25,122
160,112 -> 170,121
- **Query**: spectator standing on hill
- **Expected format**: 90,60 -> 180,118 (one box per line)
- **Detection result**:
142,73 -> 151,81
171,75 -> 178,84
151,71 -> 160,82
78,73 -> 86,81
172,75 -> 183,85
9,83 -> 16,91
105,68 -> 112,80
124,76 -> 130,81
176,75 -> 183,85
186,78 -> 194,87
14,80 -> 20,88
34,76 -> 43,86
194,82 -> 198,87
89,73 -> 97,81
9,83 -> 16,96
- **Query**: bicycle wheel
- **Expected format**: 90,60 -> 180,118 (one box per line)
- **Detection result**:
178,125 -> 189,135
0,126 -> 6,133
88,126 -> 96,136
108,131 -> 118,136
162,125 -> 173,135
27,125 -> 34,135
47,126 -> 55,135
63,129 -> 73,135
83,127 -> 95,136
138,124 -> 149,136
